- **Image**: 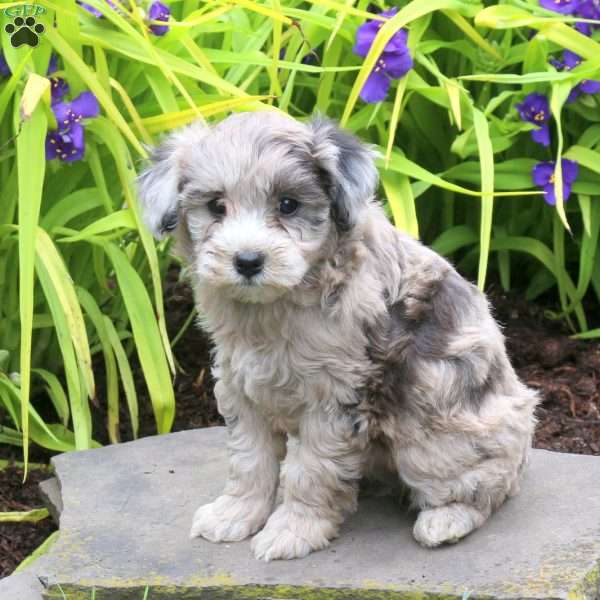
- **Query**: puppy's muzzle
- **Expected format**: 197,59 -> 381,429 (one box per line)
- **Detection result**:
234,251 -> 265,279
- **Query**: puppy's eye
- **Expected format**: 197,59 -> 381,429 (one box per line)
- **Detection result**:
279,197 -> 299,216
207,198 -> 226,217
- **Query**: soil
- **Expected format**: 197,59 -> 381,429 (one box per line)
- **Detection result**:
0,466 -> 57,578
492,288 -> 600,455
1,267 -> 599,578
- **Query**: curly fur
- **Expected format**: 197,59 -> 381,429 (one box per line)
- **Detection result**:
137,111 -> 538,561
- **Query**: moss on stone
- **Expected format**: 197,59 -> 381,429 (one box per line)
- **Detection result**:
43,583 -> 485,600
567,558 -> 600,600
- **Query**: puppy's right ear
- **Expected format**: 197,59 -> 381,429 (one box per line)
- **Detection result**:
136,121 -> 206,239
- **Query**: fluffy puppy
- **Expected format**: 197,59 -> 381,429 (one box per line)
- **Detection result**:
137,112 -> 538,561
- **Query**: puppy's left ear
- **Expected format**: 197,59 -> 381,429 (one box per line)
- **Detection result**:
137,121 -> 207,239
310,116 -> 379,231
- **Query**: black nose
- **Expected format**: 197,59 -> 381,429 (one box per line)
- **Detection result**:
234,251 -> 265,278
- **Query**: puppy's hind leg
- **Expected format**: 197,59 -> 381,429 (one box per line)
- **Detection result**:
404,452 -> 525,547
413,502 -> 488,548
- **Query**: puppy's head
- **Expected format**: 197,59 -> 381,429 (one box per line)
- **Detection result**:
137,112 -> 378,303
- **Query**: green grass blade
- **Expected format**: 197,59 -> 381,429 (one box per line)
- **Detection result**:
76,288 -> 120,444
431,225 -> 478,256
103,315 -> 139,439
442,9 -> 501,60
16,95 -> 47,474
472,108 -> 495,290
550,81 -> 573,232
88,117 -> 175,375
41,188 -> 105,231
104,242 -> 174,434
59,209 -> 135,243
0,508 -> 49,523
0,375 -> 78,452
380,170 -> 419,238
34,250 -> 92,450
572,328 -> 600,340
32,368 -> 70,426
35,229 -> 95,400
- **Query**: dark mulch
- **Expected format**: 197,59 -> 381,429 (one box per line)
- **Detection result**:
89,265 -> 224,445
490,287 -> 600,455
1,269 -> 599,578
0,466 -> 57,578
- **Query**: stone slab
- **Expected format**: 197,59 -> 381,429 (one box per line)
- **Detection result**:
38,477 -> 62,525
11,427 -> 600,599
0,571 -> 44,600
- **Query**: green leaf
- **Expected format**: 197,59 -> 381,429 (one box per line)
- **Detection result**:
35,229 -> 95,401
431,225 -> 478,256
103,315 -> 139,439
41,188 -> 105,232
59,209 -> 136,243
76,288 -> 120,444
550,81 -> 573,232
87,117 -> 175,375
573,328 -> 600,340
32,368 -> 70,427
0,508 -> 49,523
380,170 -> 419,239
103,242 -> 174,434
0,375 -> 77,452
16,96 -> 47,473
472,108 -> 495,290
34,237 -> 92,450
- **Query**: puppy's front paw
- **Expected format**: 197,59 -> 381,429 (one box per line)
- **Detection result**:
413,504 -> 483,548
250,505 -> 336,561
190,494 -> 271,543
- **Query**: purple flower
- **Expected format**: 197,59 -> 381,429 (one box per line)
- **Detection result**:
563,49 -> 584,69
516,93 -> 551,147
53,91 -> 100,128
0,52 -> 11,78
50,78 -> 70,103
46,91 -> 100,163
579,79 -> 600,93
532,159 -> 579,205
574,0 -> 600,34
148,1 -> 170,36
78,1 -> 104,17
47,54 -> 59,75
78,0 -> 116,18
354,8 -> 407,55
302,49 -> 320,66
45,55 -> 70,103
539,0 -> 581,14
353,8 -> 413,103
553,50 -> 600,101
46,122 -> 86,163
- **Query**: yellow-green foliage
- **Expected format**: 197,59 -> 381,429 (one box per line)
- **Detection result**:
1,0 -> 600,466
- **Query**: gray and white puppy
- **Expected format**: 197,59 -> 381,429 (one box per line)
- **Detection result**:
138,112 -> 538,561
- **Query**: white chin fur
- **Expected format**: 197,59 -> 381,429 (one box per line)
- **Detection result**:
225,283 -> 290,304
196,273 -> 292,304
